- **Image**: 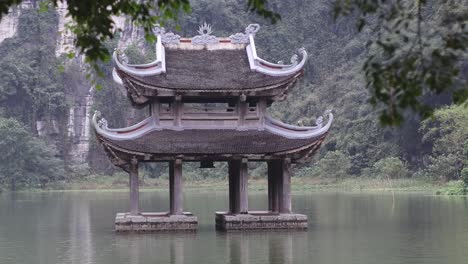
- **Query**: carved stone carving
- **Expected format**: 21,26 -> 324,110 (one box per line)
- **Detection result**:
290,48 -> 306,65
229,24 -> 261,44
290,54 -> 298,65
98,117 -> 108,130
162,32 -> 181,44
315,116 -> 323,127
229,32 -> 249,44
153,25 -> 181,44
192,23 -> 219,45
116,49 -> 128,64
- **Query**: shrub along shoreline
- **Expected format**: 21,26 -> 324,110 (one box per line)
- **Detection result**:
6,174 -> 464,195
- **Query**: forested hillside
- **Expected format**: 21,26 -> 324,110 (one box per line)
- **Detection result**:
0,0 -> 466,190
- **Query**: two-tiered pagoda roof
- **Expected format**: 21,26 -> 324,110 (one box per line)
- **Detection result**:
93,24 -> 333,169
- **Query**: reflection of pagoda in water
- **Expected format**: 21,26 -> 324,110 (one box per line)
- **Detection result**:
92,24 -> 333,231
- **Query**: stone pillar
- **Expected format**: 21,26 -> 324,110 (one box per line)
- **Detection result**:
268,159 -> 291,214
129,158 -> 140,216
279,159 -> 292,214
228,159 -> 249,214
267,160 -> 280,214
169,159 -> 183,215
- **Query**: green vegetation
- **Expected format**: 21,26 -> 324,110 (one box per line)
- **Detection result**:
1,0 -> 465,124
333,0 -> 468,125
0,8 -> 66,128
0,1 -> 466,194
0,117 -> 64,190
25,173 -> 437,193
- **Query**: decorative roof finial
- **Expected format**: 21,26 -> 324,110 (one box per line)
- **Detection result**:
153,24 -> 165,35
245,24 -> 260,35
192,23 -> 219,45
153,24 -> 181,44
197,22 -> 213,35
116,49 -> 128,64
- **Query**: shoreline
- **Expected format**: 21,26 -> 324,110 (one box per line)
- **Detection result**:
4,176 -> 455,194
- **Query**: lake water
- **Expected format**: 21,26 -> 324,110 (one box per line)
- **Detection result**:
0,191 -> 468,264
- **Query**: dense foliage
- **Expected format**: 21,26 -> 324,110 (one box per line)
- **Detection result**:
0,8 -> 72,190
0,8 -> 67,129
0,0 -> 465,190
0,117 -> 64,190
1,0 -> 465,125
333,0 -> 468,125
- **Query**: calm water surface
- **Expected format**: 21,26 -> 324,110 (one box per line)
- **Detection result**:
1,191 -> 468,264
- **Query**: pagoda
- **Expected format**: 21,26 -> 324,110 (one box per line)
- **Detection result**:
92,24 -> 333,232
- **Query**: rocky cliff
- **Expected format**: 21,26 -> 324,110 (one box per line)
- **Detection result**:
0,2 -> 140,165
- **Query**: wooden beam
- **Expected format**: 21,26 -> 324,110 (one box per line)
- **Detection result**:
237,95 -> 247,128
174,95 -> 182,127
152,99 -> 160,125
258,98 -> 267,126
129,158 -> 140,215
169,159 -> 183,215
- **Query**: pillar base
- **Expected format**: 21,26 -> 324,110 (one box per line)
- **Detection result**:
115,212 -> 197,232
215,211 -> 307,231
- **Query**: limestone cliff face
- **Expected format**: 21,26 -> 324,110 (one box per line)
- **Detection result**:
0,8 -> 20,43
0,2 -> 141,165
59,9 -> 142,164
0,1 -> 35,43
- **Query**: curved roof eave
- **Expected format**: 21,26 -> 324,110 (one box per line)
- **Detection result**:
246,34 -> 308,77
92,110 -> 333,142
113,33 -> 166,77
112,24 -> 308,86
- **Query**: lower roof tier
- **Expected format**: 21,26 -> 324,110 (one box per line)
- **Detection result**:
99,128 -> 326,159
92,111 -> 333,167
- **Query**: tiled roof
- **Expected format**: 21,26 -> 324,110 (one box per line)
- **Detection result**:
101,129 -> 326,156
117,49 -> 299,91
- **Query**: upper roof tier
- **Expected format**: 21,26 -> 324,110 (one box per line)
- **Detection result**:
112,24 -> 308,106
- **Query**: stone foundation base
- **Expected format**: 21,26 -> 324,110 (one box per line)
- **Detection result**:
115,212 -> 198,232
215,211 -> 308,231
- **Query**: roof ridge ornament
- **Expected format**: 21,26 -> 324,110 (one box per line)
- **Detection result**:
229,24 -> 261,44
153,24 -> 181,45
115,49 -> 128,64
192,23 -> 219,45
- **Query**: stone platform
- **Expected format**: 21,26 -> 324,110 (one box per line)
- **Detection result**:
115,212 -> 197,232
215,211 -> 307,231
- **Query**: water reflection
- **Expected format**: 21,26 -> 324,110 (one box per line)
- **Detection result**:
224,232 -> 306,264
114,233 -> 195,264
1,192 -> 468,264
66,197 -> 93,264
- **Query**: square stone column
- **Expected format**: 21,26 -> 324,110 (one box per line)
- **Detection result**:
279,159 -> 292,214
115,158 -> 197,232
129,158 -> 140,216
216,158 -> 305,230
267,160 -> 280,214
169,159 -> 183,215
228,159 -> 249,214
268,159 -> 291,214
